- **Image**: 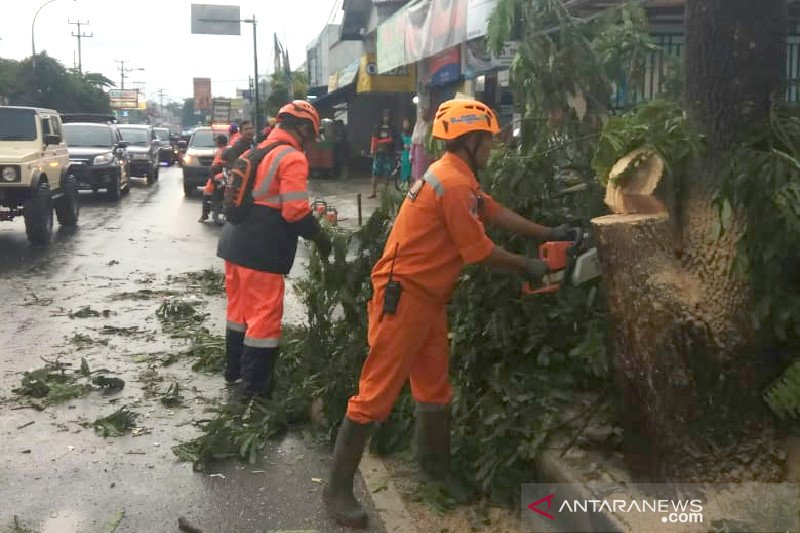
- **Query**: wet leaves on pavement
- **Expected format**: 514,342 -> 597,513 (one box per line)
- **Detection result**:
109,289 -> 181,301
168,268 -> 225,296
160,382 -> 185,408
68,333 -> 110,350
93,406 -> 139,437
11,359 -> 92,409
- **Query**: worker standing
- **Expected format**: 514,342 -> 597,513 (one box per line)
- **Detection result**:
217,101 -> 332,396
323,99 -> 573,528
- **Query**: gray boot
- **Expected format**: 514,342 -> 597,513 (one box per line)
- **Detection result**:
324,416 -> 372,529
416,402 -> 473,503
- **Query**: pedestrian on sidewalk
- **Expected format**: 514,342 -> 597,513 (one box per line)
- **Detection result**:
324,98 -> 575,529
410,104 -> 432,181
368,109 -> 398,198
400,118 -> 412,187
217,101 -> 332,397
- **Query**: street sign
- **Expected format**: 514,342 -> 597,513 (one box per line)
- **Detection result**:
212,98 -> 232,123
109,89 -> 138,109
191,4 -> 241,35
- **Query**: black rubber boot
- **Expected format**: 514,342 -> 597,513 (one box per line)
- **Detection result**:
240,346 -> 277,398
416,402 -> 474,504
198,198 -> 212,222
323,417 -> 372,529
224,329 -> 245,384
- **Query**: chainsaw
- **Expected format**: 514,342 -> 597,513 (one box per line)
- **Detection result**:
522,228 -> 602,295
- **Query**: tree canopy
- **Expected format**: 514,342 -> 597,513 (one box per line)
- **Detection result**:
0,53 -> 111,113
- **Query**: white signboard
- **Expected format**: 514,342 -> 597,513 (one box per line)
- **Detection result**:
191,4 -> 241,35
466,0 -> 498,40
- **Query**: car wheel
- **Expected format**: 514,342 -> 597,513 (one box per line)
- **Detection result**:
122,167 -> 131,195
55,176 -> 80,226
146,166 -> 155,186
107,172 -> 122,201
24,181 -> 54,244
183,179 -> 193,196
154,164 -> 160,182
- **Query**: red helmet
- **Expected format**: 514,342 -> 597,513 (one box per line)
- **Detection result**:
277,100 -> 320,137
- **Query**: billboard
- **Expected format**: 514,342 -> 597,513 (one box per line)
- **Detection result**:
191,4 -> 241,35
109,89 -> 139,109
193,78 -> 212,112
212,97 -> 232,123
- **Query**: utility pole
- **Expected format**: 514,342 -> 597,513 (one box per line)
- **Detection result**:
68,20 -> 92,74
115,59 -> 144,89
157,88 -> 164,109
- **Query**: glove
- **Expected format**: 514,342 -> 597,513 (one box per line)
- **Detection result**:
313,231 -> 332,259
546,224 -> 577,242
523,258 -> 549,286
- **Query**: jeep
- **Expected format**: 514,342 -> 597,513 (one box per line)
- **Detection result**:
0,106 -> 79,244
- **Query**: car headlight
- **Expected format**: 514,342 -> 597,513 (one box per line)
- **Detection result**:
183,155 -> 194,165
93,152 -> 113,165
1,166 -> 19,182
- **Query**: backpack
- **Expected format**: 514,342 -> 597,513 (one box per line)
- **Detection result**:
223,141 -> 289,225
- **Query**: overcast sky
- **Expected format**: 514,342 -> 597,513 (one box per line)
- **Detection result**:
1,0 -> 342,103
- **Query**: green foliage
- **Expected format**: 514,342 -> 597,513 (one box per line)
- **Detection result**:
93,406 -> 139,437
765,360 -> 800,420
0,54 -> 111,113
592,99 -> 705,186
167,268 -> 225,296
265,70 -> 309,117
12,359 -> 93,409
160,382 -> 185,409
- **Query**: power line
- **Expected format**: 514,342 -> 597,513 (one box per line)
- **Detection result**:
68,20 -> 92,75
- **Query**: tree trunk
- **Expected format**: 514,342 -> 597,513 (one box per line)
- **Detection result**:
592,0 -> 787,479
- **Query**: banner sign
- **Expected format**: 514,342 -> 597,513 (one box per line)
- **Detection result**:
212,97 -> 231,123
328,59 -> 361,92
464,39 -> 518,78
466,0 -> 497,40
109,89 -> 138,109
427,47 -> 461,86
193,78 -> 212,112
377,0 -> 466,74
377,7 -> 409,73
357,54 -> 416,93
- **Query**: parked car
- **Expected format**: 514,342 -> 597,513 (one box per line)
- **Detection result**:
0,106 -> 79,243
182,126 -> 227,196
62,122 -> 130,200
117,124 -> 159,185
154,127 -> 175,165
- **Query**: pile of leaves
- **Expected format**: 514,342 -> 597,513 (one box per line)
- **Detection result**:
167,268 -> 226,296
92,406 -> 139,437
11,357 -> 125,410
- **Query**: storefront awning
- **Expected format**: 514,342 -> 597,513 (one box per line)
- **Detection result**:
312,83 -> 356,109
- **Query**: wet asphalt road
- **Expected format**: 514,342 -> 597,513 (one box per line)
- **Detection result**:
0,166 -> 386,533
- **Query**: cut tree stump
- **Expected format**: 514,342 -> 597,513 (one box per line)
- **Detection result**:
592,213 -> 717,478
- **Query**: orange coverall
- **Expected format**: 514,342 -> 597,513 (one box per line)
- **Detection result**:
346,152 -> 503,423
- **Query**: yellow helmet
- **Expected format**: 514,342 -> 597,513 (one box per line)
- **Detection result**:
432,99 -> 500,141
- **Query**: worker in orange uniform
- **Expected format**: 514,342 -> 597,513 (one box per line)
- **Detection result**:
217,101 -> 332,396
324,99 -> 574,528
198,134 -> 229,222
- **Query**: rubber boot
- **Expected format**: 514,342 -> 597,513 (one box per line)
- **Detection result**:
323,417 -> 372,529
416,402 -> 474,504
224,329 -> 245,384
240,346 -> 277,398
198,198 -> 212,222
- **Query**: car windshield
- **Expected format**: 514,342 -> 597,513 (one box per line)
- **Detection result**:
63,124 -> 113,148
0,108 -> 37,141
118,128 -> 150,145
190,130 -> 226,148
154,129 -> 169,141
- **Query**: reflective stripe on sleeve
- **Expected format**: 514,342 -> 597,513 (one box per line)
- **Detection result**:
226,321 -> 246,332
423,171 -> 444,198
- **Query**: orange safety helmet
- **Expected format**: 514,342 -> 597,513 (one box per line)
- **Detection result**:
431,99 -> 500,141
277,100 -> 321,137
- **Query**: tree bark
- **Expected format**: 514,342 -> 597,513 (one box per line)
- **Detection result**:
592,0 -> 787,479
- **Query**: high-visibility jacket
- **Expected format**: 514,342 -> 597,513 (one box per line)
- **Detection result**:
209,147 -> 226,181
223,136 -> 251,167
371,151 -> 503,305
217,127 -> 320,274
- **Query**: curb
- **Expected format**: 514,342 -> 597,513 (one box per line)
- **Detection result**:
359,452 -> 419,533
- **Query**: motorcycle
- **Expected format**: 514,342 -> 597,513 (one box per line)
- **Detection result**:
209,169 -> 228,226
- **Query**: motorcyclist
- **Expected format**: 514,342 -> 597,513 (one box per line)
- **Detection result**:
198,135 -> 229,223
